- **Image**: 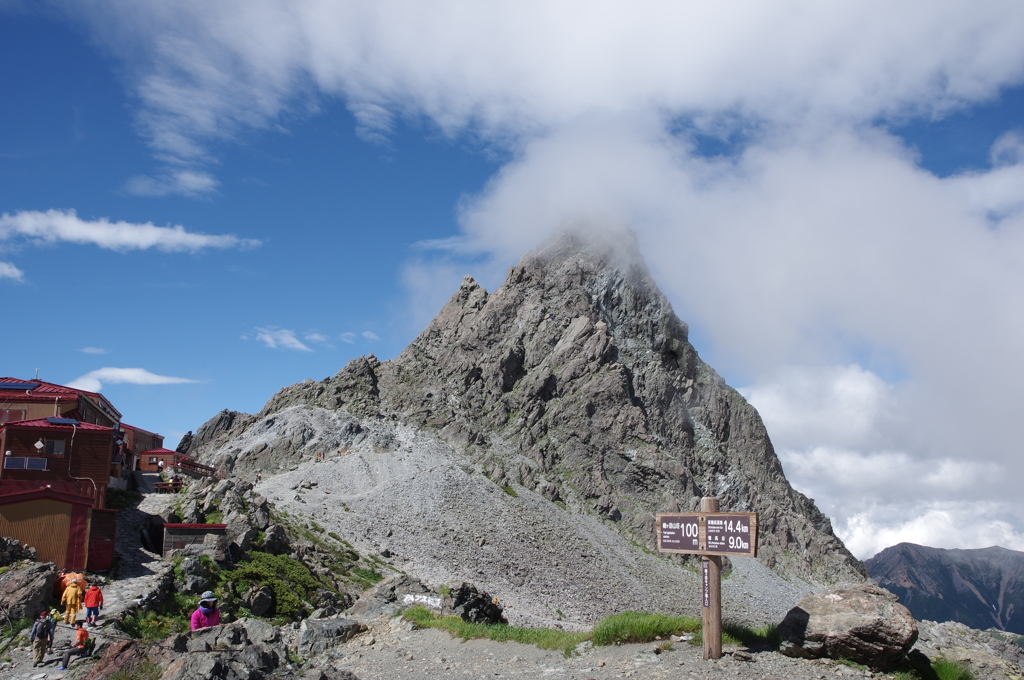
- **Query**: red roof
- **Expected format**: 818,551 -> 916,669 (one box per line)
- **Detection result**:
0,377 -> 78,402
120,423 -> 161,437
0,418 -> 113,432
0,377 -> 121,418
140,448 -> 178,455
0,485 -> 96,506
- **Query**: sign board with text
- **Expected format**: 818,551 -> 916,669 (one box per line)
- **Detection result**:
656,512 -> 758,558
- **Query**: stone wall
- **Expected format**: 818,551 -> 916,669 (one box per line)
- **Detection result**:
0,535 -> 37,567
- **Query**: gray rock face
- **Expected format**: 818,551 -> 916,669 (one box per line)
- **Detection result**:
0,561 -> 55,619
182,231 -> 863,583
298,617 -> 364,655
347,575 -> 438,621
778,583 -> 918,668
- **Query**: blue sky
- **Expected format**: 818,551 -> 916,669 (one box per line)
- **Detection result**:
3,2 -> 1024,558
1,9 -> 500,432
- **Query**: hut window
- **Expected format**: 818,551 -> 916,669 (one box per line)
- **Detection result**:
44,440 -> 65,455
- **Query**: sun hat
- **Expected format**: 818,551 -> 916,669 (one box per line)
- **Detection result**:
200,590 -> 217,601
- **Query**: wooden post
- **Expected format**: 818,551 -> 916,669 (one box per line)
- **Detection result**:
701,496 -> 723,660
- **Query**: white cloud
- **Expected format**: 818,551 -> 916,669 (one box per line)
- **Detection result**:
124,169 -> 220,197
841,503 -> 1024,560
78,347 -> 108,355
52,1 -> 1024,188
248,327 -> 313,352
338,332 -> 356,344
304,332 -> 329,343
739,365 -> 898,452
0,209 -> 260,253
0,261 -> 25,282
361,331 -> 380,341
744,364 -> 1014,559
55,2 -> 1024,153
66,367 -> 198,393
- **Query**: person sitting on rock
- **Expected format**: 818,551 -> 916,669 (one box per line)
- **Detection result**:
61,578 -> 84,624
29,610 -> 54,667
58,621 -> 89,671
191,591 -> 220,630
84,583 -> 104,625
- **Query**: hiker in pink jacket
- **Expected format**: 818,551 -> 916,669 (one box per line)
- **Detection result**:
190,591 -> 220,630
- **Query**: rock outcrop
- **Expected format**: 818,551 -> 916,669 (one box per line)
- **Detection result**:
180,231 -> 864,585
0,560 -> 55,619
83,619 -> 362,680
778,583 -> 918,668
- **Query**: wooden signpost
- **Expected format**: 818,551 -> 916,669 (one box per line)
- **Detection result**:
656,497 -> 758,660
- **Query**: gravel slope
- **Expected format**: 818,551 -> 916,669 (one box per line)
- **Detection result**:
253,416 -> 814,630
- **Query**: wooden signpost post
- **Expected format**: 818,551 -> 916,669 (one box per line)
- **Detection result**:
656,497 -> 758,660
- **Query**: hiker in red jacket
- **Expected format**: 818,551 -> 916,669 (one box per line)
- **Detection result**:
83,584 -> 104,625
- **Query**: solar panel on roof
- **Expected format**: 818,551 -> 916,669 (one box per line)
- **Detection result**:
0,382 -> 39,390
45,417 -> 79,425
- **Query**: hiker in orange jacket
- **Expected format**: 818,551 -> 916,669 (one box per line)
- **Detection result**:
58,621 -> 90,671
61,578 -> 84,624
83,584 -> 104,625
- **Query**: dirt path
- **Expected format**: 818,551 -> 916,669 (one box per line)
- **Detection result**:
324,616 -> 880,680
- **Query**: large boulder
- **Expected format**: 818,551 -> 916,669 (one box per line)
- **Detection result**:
778,583 -> 918,668
224,511 -> 256,553
260,524 -> 289,554
347,575 -> 438,620
0,561 -> 56,618
449,582 -> 506,624
299,618 -> 364,656
245,584 -> 275,617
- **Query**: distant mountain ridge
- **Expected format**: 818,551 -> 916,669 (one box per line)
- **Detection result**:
866,542 -> 1024,634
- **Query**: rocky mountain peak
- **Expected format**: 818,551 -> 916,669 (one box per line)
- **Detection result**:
183,229 -> 865,584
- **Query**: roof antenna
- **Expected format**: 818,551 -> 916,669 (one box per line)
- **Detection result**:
34,368 -> 39,380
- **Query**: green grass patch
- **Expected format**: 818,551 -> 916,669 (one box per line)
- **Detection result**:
723,622 -> 780,647
502,486 -> 518,497
120,610 -> 189,641
590,611 -> 700,646
401,607 -> 765,657
402,606 -> 587,655
932,658 -> 974,680
350,567 -> 383,584
204,509 -> 224,523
